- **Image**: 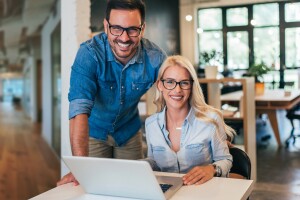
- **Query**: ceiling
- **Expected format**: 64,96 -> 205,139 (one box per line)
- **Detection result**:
0,0 -> 56,73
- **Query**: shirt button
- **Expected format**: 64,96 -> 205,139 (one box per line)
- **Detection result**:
121,86 -> 124,89
136,88 -> 139,90
110,86 -> 113,90
120,102 -> 123,105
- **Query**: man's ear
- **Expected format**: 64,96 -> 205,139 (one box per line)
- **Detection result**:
140,22 -> 146,37
103,19 -> 108,34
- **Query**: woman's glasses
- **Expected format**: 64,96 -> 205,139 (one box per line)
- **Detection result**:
160,79 -> 193,90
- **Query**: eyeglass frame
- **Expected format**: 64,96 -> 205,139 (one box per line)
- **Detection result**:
107,21 -> 144,37
160,79 -> 194,90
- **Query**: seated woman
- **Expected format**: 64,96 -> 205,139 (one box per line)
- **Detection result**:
145,55 -> 235,185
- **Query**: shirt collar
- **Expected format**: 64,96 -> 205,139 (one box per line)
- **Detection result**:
158,106 -> 196,130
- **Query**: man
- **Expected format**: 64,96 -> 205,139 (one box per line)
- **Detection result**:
57,0 -> 166,185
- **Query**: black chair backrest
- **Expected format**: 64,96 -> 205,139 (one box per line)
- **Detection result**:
229,147 -> 251,180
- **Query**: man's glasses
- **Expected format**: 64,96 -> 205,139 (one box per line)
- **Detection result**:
160,79 -> 193,90
107,21 -> 143,37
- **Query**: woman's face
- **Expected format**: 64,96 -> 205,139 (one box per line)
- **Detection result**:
158,65 -> 192,111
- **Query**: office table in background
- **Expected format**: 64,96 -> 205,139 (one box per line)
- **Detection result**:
221,89 -> 300,147
30,172 -> 254,200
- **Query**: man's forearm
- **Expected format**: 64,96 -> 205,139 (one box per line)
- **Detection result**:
70,114 -> 89,156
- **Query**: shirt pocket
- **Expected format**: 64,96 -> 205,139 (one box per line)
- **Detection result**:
151,145 -> 171,170
128,81 -> 153,101
185,143 -> 210,165
98,80 -> 117,104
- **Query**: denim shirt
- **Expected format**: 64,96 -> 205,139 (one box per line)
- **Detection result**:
145,107 -> 232,176
68,32 -> 166,146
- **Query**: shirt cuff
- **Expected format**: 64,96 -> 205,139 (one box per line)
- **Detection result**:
69,99 -> 94,119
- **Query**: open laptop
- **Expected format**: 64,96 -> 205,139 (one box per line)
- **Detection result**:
63,156 -> 183,200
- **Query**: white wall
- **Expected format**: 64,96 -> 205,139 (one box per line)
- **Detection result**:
61,0 -> 91,176
22,56 -> 37,121
41,0 -> 61,147
179,0 -> 287,64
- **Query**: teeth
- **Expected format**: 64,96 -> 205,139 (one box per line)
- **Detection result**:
118,42 -> 130,48
170,96 -> 183,100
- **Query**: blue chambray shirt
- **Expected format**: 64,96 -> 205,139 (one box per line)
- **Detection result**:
68,32 -> 166,146
145,107 -> 232,176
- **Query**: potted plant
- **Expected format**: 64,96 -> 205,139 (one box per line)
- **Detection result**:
199,49 -> 223,78
247,61 -> 271,95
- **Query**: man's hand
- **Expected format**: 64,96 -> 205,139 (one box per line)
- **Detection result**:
56,172 -> 79,186
182,165 -> 214,185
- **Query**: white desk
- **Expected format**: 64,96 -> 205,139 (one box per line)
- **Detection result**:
30,173 -> 254,200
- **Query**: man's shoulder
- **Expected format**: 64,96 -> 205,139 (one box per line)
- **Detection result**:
140,38 -> 167,67
81,32 -> 107,49
141,38 -> 166,56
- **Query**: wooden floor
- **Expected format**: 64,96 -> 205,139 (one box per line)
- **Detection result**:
1,101 -> 300,199
0,102 -> 60,200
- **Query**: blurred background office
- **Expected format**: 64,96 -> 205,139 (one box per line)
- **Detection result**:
0,0 -> 299,199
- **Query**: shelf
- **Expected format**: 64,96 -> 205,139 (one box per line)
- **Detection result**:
198,77 -> 256,181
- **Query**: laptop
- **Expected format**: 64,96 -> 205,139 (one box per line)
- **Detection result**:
63,156 -> 183,200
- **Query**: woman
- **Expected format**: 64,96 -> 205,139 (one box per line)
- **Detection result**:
145,55 -> 235,185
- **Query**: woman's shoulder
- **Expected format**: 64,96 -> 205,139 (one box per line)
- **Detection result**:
145,111 -> 164,127
145,113 -> 159,125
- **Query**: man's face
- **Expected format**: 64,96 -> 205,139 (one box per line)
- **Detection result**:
104,9 -> 145,65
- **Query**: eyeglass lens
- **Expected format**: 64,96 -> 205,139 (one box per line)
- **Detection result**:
109,25 -> 142,37
161,79 -> 193,90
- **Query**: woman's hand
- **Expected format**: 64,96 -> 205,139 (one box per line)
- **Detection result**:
182,165 -> 215,185
56,172 -> 79,186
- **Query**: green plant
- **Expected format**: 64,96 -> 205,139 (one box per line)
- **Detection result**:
248,62 -> 271,82
199,49 -> 223,66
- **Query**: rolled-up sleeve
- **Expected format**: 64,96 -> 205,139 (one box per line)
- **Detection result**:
68,44 -> 98,119
69,99 -> 94,119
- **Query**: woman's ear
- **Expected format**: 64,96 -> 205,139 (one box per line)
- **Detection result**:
157,80 -> 163,92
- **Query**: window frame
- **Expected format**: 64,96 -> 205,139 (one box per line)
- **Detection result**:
197,0 -> 300,88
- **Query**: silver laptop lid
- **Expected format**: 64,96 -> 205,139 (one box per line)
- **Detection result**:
63,156 -> 166,200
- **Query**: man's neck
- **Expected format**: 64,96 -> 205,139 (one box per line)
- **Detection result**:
114,49 -> 138,66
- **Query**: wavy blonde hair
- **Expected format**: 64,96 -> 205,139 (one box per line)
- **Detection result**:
154,55 -> 235,140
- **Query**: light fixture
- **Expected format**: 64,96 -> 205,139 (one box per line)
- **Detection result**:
250,19 -> 256,26
197,28 -> 203,34
185,15 -> 193,22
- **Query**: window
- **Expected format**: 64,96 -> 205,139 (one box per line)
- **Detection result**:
227,7 -> 248,27
285,28 -> 300,68
227,31 -> 249,69
198,8 -> 223,68
285,2 -> 300,22
253,3 -> 280,69
197,1 -> 300,89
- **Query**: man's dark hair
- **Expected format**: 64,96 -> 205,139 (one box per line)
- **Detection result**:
106,0 -> 146,24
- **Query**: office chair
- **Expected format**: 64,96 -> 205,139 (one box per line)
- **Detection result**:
285,107 -> 300,147
229,147 -> 251,180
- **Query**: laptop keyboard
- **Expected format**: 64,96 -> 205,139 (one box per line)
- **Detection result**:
160,184 -> 173,193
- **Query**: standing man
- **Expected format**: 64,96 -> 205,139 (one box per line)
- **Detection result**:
57,0 -> 166,185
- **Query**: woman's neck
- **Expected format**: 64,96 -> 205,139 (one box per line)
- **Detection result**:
166,105 -> 190,129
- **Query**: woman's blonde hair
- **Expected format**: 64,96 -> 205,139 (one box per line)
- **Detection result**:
154,55 -> 235,140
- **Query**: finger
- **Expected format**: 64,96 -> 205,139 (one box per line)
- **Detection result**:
182,170 -> 197,183
73,180 -> 80,186
184,170 -> 204,185
189,171 -> 206,185
195,175 -> 212,185
57,173 -> 77,186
